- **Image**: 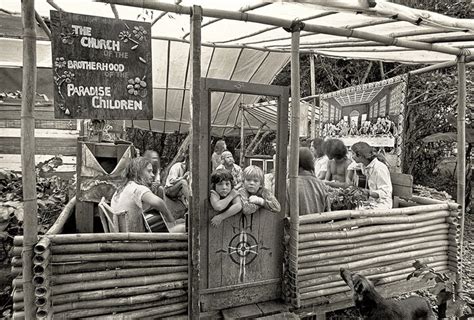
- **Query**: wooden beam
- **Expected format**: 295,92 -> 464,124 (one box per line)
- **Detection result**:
189,5 -> 203,319
456,55 -> 466,294
101,0 -> 469,56
34,11 -> 51,40
288,26 -> 301,308
21,0 -> 38,318
409,60 -> 457,75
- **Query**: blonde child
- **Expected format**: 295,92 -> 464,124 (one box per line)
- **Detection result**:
239,165 -> 281,215
210,169 -> 242,227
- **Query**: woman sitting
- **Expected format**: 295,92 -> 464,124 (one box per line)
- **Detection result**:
111,157 -> 184,232
289,147 -> 330,215
351,142 -> 393,209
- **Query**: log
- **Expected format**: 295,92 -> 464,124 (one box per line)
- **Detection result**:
298,256 -> 448,288
12,312 -> 24,320
34,286 -> 48,298
33,250 -> 50,265
34,237 -> 50,255
298,246 -> 448,275
52,265 -> 188,284
298,234 -> 448,263
32,273 -> 48,287
51,258 -> 188,274
52,250 -> 188,263
51,241 -> 188,254
52,280 -> 187,305
52,272 -> 188,295
299,223 -> 448,246
35,291 -> 49,307
53,289 -> 186,313
114,301 -> 188,318
14,232 -> 188,245
36,306 -> 50,319
298,240 -> 449,269
411,196 -> 460,210
299,228 -> 449,255
54,295 -> 187,319
13,289 -> 24,303
299,211 -> 449,233
299,203 -> 450,224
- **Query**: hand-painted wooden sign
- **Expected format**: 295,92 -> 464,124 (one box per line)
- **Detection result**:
50,11 -> 152,120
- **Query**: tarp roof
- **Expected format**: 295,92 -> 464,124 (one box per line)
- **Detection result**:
1,0 -> 472,135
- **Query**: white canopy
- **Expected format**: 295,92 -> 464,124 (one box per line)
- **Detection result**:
1,0 -> 472,135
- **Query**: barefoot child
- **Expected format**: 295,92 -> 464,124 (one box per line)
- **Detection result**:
210,169 -> 242,227
239,165 -> 281,215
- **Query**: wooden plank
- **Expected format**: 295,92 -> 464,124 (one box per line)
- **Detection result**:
0,128 -> 78,138
0,119 -> 77,130
256,312 -> 299,320
75,201 -> 95,233
207,208 -> 225,288
222,304 -> 263,320
390,172 -> 413,199
256,300 -> 289,314
0,137 -> 77,155
201,282 -> 281,312
1,104 -> 55,120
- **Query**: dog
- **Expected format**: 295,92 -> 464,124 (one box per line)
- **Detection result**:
340,268 -> 435,320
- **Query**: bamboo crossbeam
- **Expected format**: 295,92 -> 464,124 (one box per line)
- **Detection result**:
53,289 -> 186,313
50,258 -> 188,274
299,210 -> 449,233
299,234 -> 448,263
14,232 -> 187,245
298,240 -> 449,269
54,296 -> 187,319
299,218 -> 446,242
299,229 -> 449,255
52,280 -> 187,305
52,265 -> 188,284
51,241 -> 188,253
298,246 -> 448,275
114,301 -> 188,318
104,0 -> 470,56
52,272 -> 188,295
52,250 -> 188,263
299,204 -> 450,224
411,196 -> 460,210
298,255 -> 447,288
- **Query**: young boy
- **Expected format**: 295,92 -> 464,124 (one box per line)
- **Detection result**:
239,165 -> 281,215
210,169 -> 242,227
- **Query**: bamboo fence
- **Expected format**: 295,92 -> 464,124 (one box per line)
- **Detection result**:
12,232 -> 189,319
283,197 -> 461,308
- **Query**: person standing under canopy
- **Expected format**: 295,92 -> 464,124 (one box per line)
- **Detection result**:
351,142 -> 393,209
111,157 -> 184,232
215,150 -> 243,190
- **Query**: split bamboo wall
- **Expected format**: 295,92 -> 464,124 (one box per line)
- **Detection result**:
283,197 -> 462,313
11,233 -> 189,319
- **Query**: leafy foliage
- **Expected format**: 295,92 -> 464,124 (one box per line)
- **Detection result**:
328,186 -> 369,211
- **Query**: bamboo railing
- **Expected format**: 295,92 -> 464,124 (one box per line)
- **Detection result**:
11,232 -> 188,319
283,198 -> 461,309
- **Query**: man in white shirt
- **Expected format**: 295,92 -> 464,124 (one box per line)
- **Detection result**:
164,153 -> 190,207
351,142 -> 392,209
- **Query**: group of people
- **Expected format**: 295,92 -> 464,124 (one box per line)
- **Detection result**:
322,117 -> 397,137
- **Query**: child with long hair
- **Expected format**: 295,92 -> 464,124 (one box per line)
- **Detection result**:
324,138 -> 353,187
209,169 -> 242,227
211,139 -> 227,172
239,165 -> 281,215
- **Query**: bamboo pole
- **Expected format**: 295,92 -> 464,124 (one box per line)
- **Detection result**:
100,0 -> 466,56
51,241 -> 187,253
20,0 -> 38,317
45,196 -> 76,235
51,250 -> 188,263
299,210 -> 449,233
52,266 -> 188,284
288,25 -> 302,308
310,53 -> 316,139
52,280 -> 187,305
299,223 -> 449,248
51,258 -> 188,274
240,104 -> 245,166
299,203 -> 450,224
299,228 -> 449,255
299,218 -> 446,242
114,301 -> 188,319
54,295 -> 187,319
33,250 -> 50,265
52,272 -> 188,296
411,196 -> 461,210
299,234 -> 448,263
53,289 -> 186,313
299,240 -> 449,269
456,55 -> 466,295
34,237 -> 50,255
298,246 -> 448,275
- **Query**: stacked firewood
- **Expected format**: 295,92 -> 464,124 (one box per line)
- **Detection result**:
11,233 -> 189,319
283,201 -> 461,307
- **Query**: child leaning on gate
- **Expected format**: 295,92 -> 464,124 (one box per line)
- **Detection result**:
209,169 -> 242,227
239,165 -> 281,215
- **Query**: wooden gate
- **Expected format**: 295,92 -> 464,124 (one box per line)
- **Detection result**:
198,79 -> 289,312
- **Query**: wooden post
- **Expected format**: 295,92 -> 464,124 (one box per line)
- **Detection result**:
456,55 -> 466,293
289,26 -> 302,307
310,53 -> 316,139
21,0 -> 38,318
240,104 -> 245,166
189,5 -> 203,319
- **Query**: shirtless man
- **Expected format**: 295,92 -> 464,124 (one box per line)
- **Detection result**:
324,139 -> 352,188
